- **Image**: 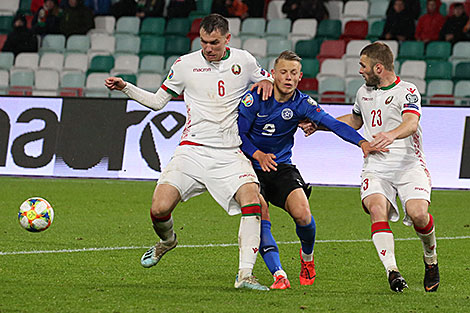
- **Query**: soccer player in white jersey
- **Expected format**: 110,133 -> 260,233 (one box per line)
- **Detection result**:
336,42 -> 440,292
104,13 -> 274,290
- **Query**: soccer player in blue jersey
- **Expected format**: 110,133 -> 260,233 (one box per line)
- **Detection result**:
237,50 -> 384,290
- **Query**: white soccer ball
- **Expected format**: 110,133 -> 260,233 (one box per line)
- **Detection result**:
18,197 -> 54,232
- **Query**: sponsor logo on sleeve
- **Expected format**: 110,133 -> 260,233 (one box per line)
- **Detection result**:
167,69 -> 174,80
405,93 -> 418,103
404,103 -> 419,110
307,97 -> 317,106
241,93 -> 253,107
407,87 -> 416,94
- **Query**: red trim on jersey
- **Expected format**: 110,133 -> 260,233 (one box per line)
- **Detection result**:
402,110 -> 421,117
414,213 -> 434,234
241,203 -> 261,216
371,221 -> 392,237
179,141 -> 203,146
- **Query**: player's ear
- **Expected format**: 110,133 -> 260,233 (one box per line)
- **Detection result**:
225,33 -> 231,45
299,72 -> 303,80
270,68 -> 275,78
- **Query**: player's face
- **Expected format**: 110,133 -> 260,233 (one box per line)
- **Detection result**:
359,55 -> 381,87
272,59 -> 303,96
200,28 -> 231,62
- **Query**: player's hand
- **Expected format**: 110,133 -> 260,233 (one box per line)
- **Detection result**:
298,119 -> 318,137
360,141 -> 389,158
105,77 -> 126,91
253,150 -> 277,172
371,132 -> 395,149
250,80 -> 273,101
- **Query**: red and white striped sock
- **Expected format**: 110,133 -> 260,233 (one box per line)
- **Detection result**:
414,213 -> 437,264
238,203 -> 261,278
371,221 -> 398,273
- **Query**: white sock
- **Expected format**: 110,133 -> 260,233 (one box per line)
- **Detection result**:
274,270 -> 288,280
301,250 -> 314,262
416,227 -> 437,264
372,232 -> 398,273
153,216 -> 175,243
238,215 -> 261,278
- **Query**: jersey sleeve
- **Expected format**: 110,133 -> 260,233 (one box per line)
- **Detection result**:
245,51 -> 274,84
400,84 -> 422,118
352,89 -> 362,116
301,96 -> 329,124
238,91 -> 261,157
160,57 -> 185,97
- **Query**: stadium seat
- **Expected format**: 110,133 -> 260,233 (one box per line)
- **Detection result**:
115,34 -> 140,55
191,37 -> 201,51
340,20 -> 368,42
425,60 -> 452,81
295,39 -> 322,59
66,35 -> 90,54
344,40 -> 370,60
187,18 -> 202,42
137,73 -> 163,92
346,78 -> 364,101
426,79 -> 454,105
139,55 -> 165,74
89,33 -> 115,54
85,72 -> 110,97
63,53 -> 88,72
345,58 -> 361,79
40,34 -> 66,53
267,39 -> 292,57
0,16 -> 14,34
289,18 -> 317,45
226,18 -> 241,37
397,41 -> 424,61
405,77 -> 426,95
39,52 -> 64,71
318,76 -> 345,94
300,58 -> 319,78
93,16 -> 116,34
239,18 -> 266,39
115,16 -> 140,35
266,19 -> 291,39
0,69 -> 8,94
316,19 -> 342,40
366,20 -> 385,41
380,40 -> 399,58
342,1 -> 369,20
316,40 -> 346,64
9,68 -> 34,95
0,52 -> 14,70
12,52 -> 39,70
0,33 -> 7,50
195,0 -> 212,14
297,77 -> 318,95
242,38 -> 267,58
257,57 -> 269,70
317,59 -> 345,79
266,0 -> 286,20
325,1 -> 343,20
454,80 -> 470,106
450,42 -> 470,65
87,55 -> 114,75
0,0 -> 19,15
139,35 -> 165,56
229,37 -> 241,48
165,18 -> 190,36
368,1 -> 388,22
111,54 -> 139,75
453,62 -> 470,82
399,60 -> 427,80
60,71 -> 85,96
165,55 -> 180,72
425,41 -> 451,60
164,36 -> 190,57
33,68 -> 59,96
116,73 -> 137,85
139,17 -> 165,36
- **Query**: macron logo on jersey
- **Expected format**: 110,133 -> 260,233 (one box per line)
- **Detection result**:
193,67 -> 211,72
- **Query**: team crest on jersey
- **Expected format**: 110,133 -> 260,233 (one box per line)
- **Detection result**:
232,64 -> 241,75
405,93 -> 418,103
167,69 -> 174,80
281,108 -> 293,120
242,93 -> 253,107
385,96 -> 393,104
307,97 -> 317,106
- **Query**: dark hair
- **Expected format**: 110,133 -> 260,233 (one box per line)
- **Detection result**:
274,50 -> 302,67
12,13 -> 26,26
200,13 -> 229,35
360,42 -> 394,71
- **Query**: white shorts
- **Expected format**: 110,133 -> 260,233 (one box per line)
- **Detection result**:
158,144 -> 258,215
360,166 -> 432,225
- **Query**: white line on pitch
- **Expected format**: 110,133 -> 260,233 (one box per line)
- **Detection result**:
1,235 -> 469,256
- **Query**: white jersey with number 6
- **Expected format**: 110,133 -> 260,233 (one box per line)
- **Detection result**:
353,77 -> 426,172
161,47 -> 272,148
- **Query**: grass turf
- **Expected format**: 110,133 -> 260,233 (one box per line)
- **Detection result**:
1,177 -> 469,312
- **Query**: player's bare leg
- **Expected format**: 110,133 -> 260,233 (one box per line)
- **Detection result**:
141,184 -> 180,268
364,194 -> 407,292
259,196 -> 290,290
233,183 -> 269,290
406,199 -> 439,292
285,189 -> 316,286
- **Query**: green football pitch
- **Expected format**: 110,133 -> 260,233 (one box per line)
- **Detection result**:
1,177 -> 469,313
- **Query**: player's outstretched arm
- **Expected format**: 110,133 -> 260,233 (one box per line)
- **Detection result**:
371,113 -> 419,149
105,76 -> 171,111
337,113 -> 363,130
250,80 -> 273,101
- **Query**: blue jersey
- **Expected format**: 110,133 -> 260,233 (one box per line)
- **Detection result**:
238,89 -> 365,169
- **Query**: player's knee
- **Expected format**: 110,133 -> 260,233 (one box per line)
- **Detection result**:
368,204 -> 388,220
407,206 -> 429,225
151,198 -> 173,217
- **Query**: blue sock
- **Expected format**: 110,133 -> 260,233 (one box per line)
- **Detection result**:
295,216 -> 316,254
259,220 -> 283,275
